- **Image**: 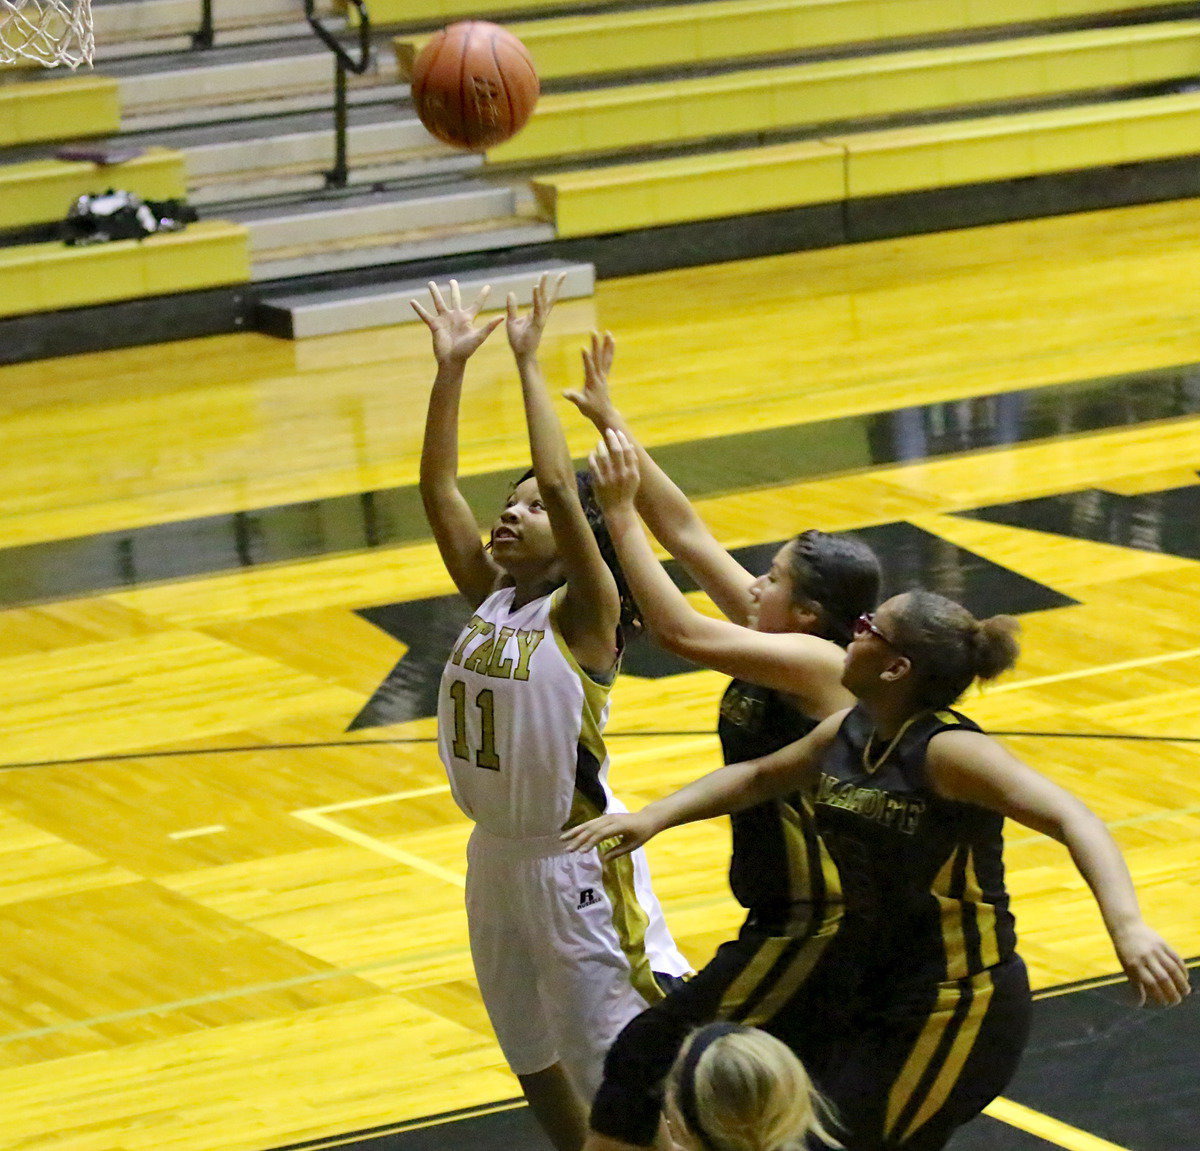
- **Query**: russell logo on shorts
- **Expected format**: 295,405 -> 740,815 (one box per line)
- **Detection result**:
577,888 -> 601,909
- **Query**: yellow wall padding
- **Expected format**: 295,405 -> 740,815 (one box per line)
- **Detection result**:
0,76 -> 121,146
835,90 -> 1200,196
532,141 -> 845,237
487,21 -> 1200,162
0,220 -> 251,318
0,148 -> 188,230
394,0 -> 1200,82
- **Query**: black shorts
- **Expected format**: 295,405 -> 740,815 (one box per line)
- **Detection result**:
590,915 -> 857,1146
821,954 -> 1032,1151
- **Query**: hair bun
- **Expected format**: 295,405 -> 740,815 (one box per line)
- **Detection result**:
971,615 -> 1020,681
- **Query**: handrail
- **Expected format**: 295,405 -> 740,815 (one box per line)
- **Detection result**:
305,0 -> 373,186
192,0 -> 214,49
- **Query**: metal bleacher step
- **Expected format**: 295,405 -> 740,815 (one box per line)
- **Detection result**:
103,41 -> 402,130
92,0 -> 317,47
256,258 -> 595,338
250,215 -> 556,282
98,105 -> 473,204
228,180 -> 525,278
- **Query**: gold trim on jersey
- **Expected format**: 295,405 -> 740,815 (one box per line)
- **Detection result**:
548,588 -> 613,778
714,926 -> 836,1025
568,788 -> 665,1006
886,970 -> 996,1145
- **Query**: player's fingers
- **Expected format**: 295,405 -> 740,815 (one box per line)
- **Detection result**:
506,292 -> 518,320
449,279 -> 462,310
1145,955 -> 1189,1005
601,330 -> 615,368
428,281 -> 447,311
470,283 -> 492,316
482,315 -> 504,337
410,299 -> 434,325
601,837 -> 637,863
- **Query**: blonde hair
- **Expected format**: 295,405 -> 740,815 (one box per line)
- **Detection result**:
667,1024 -> 840,1151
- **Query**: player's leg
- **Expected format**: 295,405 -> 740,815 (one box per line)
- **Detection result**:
518,1064 -> 590,1151
465,832 -> 588,1150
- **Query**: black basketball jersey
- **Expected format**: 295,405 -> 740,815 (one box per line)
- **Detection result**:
717,680 -> 842,929
814,705 -> 1018,982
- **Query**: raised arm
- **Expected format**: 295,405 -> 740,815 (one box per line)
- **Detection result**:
562,711 -> 845,859
414,281 -> 505,607
928,730 -> 1192,1007
589,430 -> 849,715
507,274 -> 621,672
565,332 -> 757,625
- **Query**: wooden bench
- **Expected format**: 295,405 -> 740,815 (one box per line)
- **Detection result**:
0,76 -> 121,146
394,0 -> 1200,82
0,220 -> 250,318
531,91 -> 1200,236
487,20 -> 1200,162
0,148 -> 187,230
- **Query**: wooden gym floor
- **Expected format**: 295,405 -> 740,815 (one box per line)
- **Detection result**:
0,197 -> 1198,1151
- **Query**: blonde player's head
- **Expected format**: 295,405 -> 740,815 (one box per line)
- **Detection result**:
666,1022 -> 840,1151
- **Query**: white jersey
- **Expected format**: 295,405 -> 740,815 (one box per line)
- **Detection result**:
438,585 -> 615,839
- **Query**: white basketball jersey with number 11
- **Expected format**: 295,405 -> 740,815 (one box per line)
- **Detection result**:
437,585 -> 616,840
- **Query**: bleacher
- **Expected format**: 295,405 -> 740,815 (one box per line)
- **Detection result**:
3,0 -> 1200,359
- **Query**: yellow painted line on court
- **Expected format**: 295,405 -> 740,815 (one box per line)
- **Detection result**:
984,1097 -> 1132,1150
167,824 -> 226,839
294,809 -> 466,888
984,646 -> 1200,695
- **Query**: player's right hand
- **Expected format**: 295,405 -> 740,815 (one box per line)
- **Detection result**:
1112,921 -> 1193,1006
561,808 -> 660,861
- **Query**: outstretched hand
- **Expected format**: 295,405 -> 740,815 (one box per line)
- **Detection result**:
588,427 -> 641,512
411,280 -> 503,365
1112,922 -> 1192,1006
506,270 -> 567,360
564,330 -> 616,426
560,808 -> 662,861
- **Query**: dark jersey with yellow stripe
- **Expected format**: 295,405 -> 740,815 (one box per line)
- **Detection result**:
814,705 -> 1017,982
718,680 -> 840,929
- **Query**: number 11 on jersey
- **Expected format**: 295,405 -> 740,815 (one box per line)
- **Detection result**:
448,679 -> 501,771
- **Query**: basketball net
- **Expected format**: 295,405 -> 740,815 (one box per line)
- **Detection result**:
0,0 -> 93,68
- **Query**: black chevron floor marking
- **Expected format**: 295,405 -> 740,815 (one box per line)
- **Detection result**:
3,365 -> 1199,609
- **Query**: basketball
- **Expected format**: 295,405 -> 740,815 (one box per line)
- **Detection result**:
410,21 -> 540,151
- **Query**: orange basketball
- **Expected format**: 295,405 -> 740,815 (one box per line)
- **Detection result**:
410,21 -> 540,151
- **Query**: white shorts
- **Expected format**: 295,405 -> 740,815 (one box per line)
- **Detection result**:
466,824 -> 692,1101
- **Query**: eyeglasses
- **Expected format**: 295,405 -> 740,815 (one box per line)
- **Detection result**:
854,613 -> 903,653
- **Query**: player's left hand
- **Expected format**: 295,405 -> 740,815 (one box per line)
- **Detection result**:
561,808 -> 660,861
588,428 -> 640,511
506,270 -> 567,359
1112,921 -> 1192,1006
564,330 -> 617,426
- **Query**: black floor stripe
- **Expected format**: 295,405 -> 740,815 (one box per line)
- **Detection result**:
1,728 -> 1197,773
4,362 -> 1200,608
262,962 -> 1198,1151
